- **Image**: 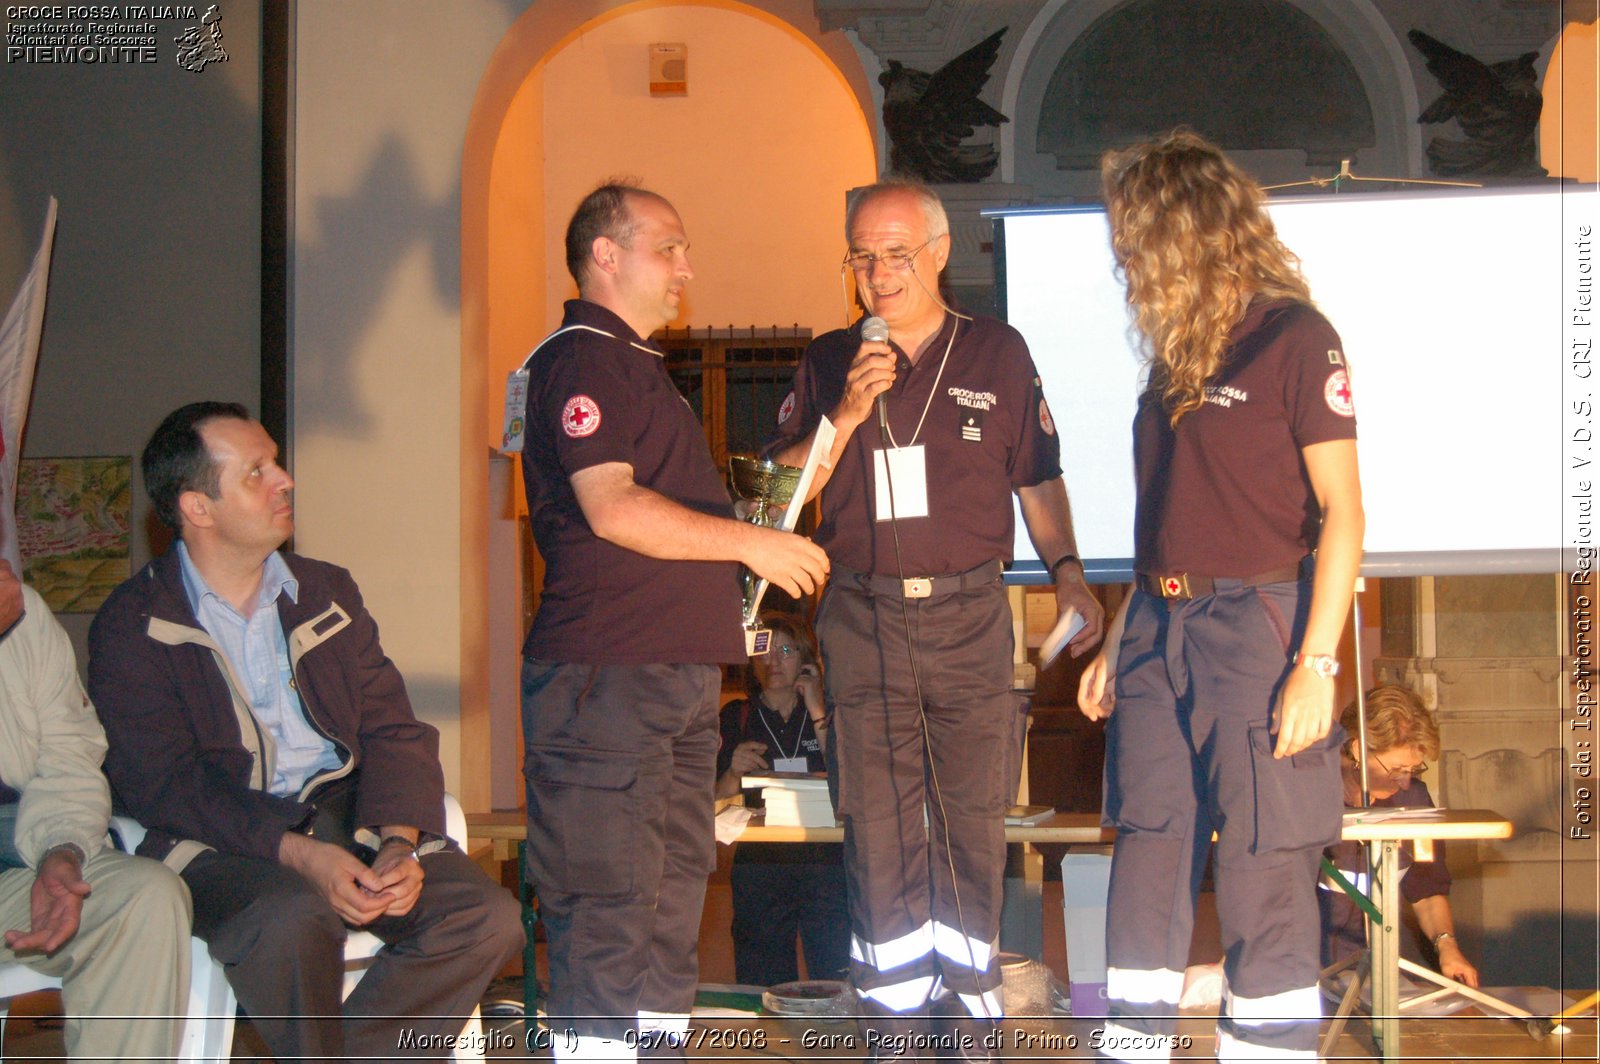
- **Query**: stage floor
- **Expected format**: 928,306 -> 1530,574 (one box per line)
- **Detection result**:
2,877 -> 1591,1061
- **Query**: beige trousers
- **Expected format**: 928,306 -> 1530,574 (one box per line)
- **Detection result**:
0,847 -> 191,1062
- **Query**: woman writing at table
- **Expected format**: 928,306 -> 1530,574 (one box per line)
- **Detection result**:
1322,684 -> 1480,988
1079,130 -> 1365,1062
715,614 -> 849,987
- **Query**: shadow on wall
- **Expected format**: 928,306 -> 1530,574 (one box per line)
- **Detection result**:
290,134 -> 464,440
1485,910 -> 1599,990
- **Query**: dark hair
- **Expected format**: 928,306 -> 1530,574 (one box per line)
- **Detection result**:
564,179 -> 656,289
142,401 -> 250,534
745,613 -> 819,700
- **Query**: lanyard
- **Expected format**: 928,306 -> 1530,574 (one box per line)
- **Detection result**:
757,697 -> 806,762
882,318 -> 958,449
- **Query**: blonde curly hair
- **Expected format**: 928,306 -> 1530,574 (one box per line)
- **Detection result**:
1101,130 -> 1312,425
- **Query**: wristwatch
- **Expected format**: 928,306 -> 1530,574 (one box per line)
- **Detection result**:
379,834 -> 421,862
1294,652 -> 1340,679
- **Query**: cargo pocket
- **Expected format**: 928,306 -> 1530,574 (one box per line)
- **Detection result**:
1247,724 -> 1343,856
523,745 -> 639,897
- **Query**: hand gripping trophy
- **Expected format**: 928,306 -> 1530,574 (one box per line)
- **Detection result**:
728,456 -> 803,655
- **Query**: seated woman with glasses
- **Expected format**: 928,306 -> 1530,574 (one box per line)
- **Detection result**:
714,614 -> 849,987
1320,683 -> 1480,987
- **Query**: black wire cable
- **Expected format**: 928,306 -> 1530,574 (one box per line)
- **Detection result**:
876,322 -> 995,1025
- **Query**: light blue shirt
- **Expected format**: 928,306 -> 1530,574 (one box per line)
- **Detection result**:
178,543 -> 340,797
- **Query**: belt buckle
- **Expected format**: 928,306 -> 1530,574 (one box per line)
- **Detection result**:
1158,573 -> 1190,599
902,577 -> 933,599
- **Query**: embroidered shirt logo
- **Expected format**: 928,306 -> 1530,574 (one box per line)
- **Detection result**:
948,387 -> 998,411
777,391 -> 796,425
1324,369 -> 1355,417
1203,384 -> 1249,408
562,395 -> 602,438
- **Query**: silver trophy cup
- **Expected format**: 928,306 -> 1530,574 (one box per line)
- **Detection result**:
728,455 -> 803,654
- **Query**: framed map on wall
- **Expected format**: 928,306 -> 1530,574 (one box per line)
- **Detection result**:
17,456 -> 132,613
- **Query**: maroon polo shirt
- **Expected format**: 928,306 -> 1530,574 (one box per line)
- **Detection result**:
766,313 -> 1062,576
1133,298 -> 1358,577
521,300 -> 746,664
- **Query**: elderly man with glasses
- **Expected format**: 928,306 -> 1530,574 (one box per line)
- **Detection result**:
766,178 -> 1102,1060
1321,684 -> 1480,988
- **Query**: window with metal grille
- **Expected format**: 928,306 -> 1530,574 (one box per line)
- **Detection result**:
657,325 -> 811,468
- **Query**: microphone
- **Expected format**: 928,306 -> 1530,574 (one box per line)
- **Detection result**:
862,316 -> 890,442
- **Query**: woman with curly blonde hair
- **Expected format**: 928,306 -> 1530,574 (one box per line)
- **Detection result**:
1079,130 -> 1365,1062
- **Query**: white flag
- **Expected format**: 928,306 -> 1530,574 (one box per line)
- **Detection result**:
0,197 -> 58,573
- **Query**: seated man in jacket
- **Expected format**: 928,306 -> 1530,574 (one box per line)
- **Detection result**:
1,558 -> 192,1062
88,402 -> 522,1064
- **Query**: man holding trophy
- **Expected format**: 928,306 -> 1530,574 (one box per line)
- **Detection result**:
514,182 -> 828,1062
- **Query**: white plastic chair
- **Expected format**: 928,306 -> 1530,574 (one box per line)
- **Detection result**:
0,961 -> 61,1060
112,794 -> 485,1063
0,857 -> 222,1061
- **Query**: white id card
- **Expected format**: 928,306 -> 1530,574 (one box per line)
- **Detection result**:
773,757 -> 808,774
500,367 -> 530,454
874,445 -> 929,521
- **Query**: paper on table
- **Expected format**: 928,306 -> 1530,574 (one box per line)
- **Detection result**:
1342,806 -> 1445,825
1039,608 -> 1086,669
714,803 -> 752,845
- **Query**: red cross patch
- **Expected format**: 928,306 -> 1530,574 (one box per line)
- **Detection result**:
1162,576 -> 1184,596
777,391 -> 796,425
1039,397 -> 1056,436
1324,369 -> 1354,418
562,395 -> 602,438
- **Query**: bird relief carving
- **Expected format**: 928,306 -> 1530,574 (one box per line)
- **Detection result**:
880,28 -> 1011,184
1408,30 -> 1546,178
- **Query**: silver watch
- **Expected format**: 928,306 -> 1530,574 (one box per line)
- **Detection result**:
1295,652 -> 1340,679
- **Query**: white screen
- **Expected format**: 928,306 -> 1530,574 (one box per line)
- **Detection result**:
996,187 -> 1571,579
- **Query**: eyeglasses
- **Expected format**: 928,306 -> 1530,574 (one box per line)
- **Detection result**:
774,644 -> 799,658
1370,749 -> 1427,782
842,241 -> 931,273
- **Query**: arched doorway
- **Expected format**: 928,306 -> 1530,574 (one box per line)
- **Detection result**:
458,0 -> 877,810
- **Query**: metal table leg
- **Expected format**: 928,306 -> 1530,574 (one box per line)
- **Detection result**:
1368,840 -> 1401,1061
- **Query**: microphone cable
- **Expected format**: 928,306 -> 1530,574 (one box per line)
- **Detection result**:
872,316 -> 997,1026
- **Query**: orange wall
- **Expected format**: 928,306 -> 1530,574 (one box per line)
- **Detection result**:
487,65 -> 550,452
483,2 -> 876,451
1542,21 -> 1599,182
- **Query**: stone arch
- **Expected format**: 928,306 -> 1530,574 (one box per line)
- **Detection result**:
1000,0 -> 1421,193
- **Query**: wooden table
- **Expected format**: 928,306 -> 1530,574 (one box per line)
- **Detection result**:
466,805 -> 1512,1061
467,808 -> 1111,857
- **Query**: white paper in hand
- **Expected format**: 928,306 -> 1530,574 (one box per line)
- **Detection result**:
1039,608 -> 1085,669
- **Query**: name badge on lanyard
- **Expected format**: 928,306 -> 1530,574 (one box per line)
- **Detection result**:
773,756 -> 808,774
874,445 -> 929,522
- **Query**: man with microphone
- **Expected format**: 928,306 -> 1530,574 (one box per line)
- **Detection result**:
767,179 -> 1102,1059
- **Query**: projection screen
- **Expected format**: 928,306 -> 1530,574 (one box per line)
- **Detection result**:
992,187 -> 1574,582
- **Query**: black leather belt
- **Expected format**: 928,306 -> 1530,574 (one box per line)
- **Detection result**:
1136,556 -> 1312,600
834,559 -> 1003,600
